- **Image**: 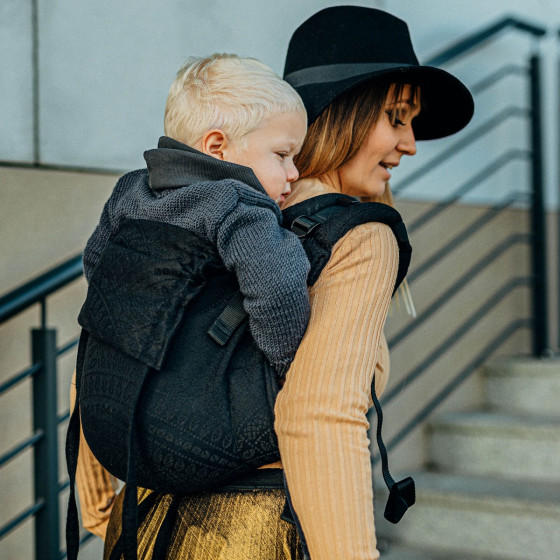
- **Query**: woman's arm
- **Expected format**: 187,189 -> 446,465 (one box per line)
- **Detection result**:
274,222 -> 398,560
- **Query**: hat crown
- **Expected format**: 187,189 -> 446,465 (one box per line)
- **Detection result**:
283,6 -> 474,140
284,6 -> 419,77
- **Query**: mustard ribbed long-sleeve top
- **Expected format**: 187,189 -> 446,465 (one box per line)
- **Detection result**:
274,177 -> 398,559
71,177 -> 397,560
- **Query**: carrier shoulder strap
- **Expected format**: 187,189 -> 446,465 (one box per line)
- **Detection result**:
282,193 -> 411,289
210,194 -> 412,346
65,330 -> 92,560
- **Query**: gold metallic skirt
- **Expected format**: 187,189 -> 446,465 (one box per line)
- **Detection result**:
103,473 -> 303,560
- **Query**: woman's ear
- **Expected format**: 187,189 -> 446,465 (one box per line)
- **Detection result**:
200,129 -> 228,160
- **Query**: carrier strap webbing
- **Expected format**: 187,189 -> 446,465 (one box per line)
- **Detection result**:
207,292 -> 246,345
122,366 -> 152,560
107,492 -> 160,560
205,202 -> 344,346
65,330 -> 90,560
206,196 -> 410,346
371,375 -> 416,523
289,195 -> 358,238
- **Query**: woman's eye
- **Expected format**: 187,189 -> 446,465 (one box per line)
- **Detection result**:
386,110 -> 405,127
276,152 -> 288,159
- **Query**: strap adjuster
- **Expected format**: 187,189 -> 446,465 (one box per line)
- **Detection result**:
290,216 -> 321,238
207,292 -> 247,345
384,476 -> 416,524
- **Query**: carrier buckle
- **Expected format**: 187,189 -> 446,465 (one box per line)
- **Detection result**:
290,216 -> 321,238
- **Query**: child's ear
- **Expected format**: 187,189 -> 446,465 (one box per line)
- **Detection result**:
200,130 -> 228,160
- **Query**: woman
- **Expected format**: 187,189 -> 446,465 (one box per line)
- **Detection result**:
85,6 -> 473,560
274,9 -> 472,557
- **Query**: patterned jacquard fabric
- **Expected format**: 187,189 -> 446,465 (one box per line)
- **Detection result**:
82,137 -> 311,374
104,487 -> 304,560
78,220 -> 281,493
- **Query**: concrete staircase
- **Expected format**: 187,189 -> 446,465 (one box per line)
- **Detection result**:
374,357 -> 560,560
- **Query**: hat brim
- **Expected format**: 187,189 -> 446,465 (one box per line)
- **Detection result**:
292,65 -> 474,140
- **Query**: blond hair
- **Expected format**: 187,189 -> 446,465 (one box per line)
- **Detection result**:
164,53 -> 306,146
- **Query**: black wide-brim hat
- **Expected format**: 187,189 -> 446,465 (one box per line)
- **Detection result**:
284,6 -> 474,140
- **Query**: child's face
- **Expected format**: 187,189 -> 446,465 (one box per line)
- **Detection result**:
227,111 -> 307,204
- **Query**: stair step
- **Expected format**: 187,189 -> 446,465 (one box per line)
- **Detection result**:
378,545 -> 437,560
428,410 -> 560,481
482,357 -> 560,417
379,543 -> 519,560
375,471 -> 560,560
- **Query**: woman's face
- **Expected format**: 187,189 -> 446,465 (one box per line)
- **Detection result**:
337,84 -> 421,198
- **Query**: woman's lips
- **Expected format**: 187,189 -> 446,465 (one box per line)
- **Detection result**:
379,163 -> 393,180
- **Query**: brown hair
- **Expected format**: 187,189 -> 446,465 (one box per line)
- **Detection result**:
294,80 -> 418,205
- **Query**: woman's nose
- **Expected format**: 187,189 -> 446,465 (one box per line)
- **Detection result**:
398,126 -> 417,156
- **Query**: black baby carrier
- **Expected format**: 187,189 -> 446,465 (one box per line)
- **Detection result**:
66,194 -> 415,559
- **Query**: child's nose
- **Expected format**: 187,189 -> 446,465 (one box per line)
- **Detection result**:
287,162 -> 299,183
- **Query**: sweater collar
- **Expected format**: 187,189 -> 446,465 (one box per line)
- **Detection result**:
144,136 -> 266,195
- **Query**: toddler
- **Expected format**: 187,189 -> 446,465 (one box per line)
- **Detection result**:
83,54 -> 310,374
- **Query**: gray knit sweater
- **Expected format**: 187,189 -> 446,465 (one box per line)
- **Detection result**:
83,137 -> 310,374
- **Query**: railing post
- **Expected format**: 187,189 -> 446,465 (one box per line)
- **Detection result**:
529,54 -> 550,356
32,326 -> 60,560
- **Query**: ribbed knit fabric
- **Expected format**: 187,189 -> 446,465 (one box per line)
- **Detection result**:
82,137 -> 310,373
274,177 -> 398,560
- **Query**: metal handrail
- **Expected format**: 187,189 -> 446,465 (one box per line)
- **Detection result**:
374,318 -> 532,462
0,256 -> 85,555
385,276 -> 533,405
0,431 -> 44,469
0,362 -> 41,395
0,500 -> 45,541
392,107 -> 529,195
425,16 -> 546,67
408,151 -> 530,233
470,65 -> 527,95
409,192 -> 528,283
0,254 -> 83,324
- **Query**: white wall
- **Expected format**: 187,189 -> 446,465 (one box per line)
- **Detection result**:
3,0 -> 559,207
1,1 -> 34,161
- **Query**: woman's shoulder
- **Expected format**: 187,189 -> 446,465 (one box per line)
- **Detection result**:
331,220 -> 397,259
283,177 -> 399,271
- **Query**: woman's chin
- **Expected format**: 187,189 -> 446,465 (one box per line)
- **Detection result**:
360,183 -> 386,199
